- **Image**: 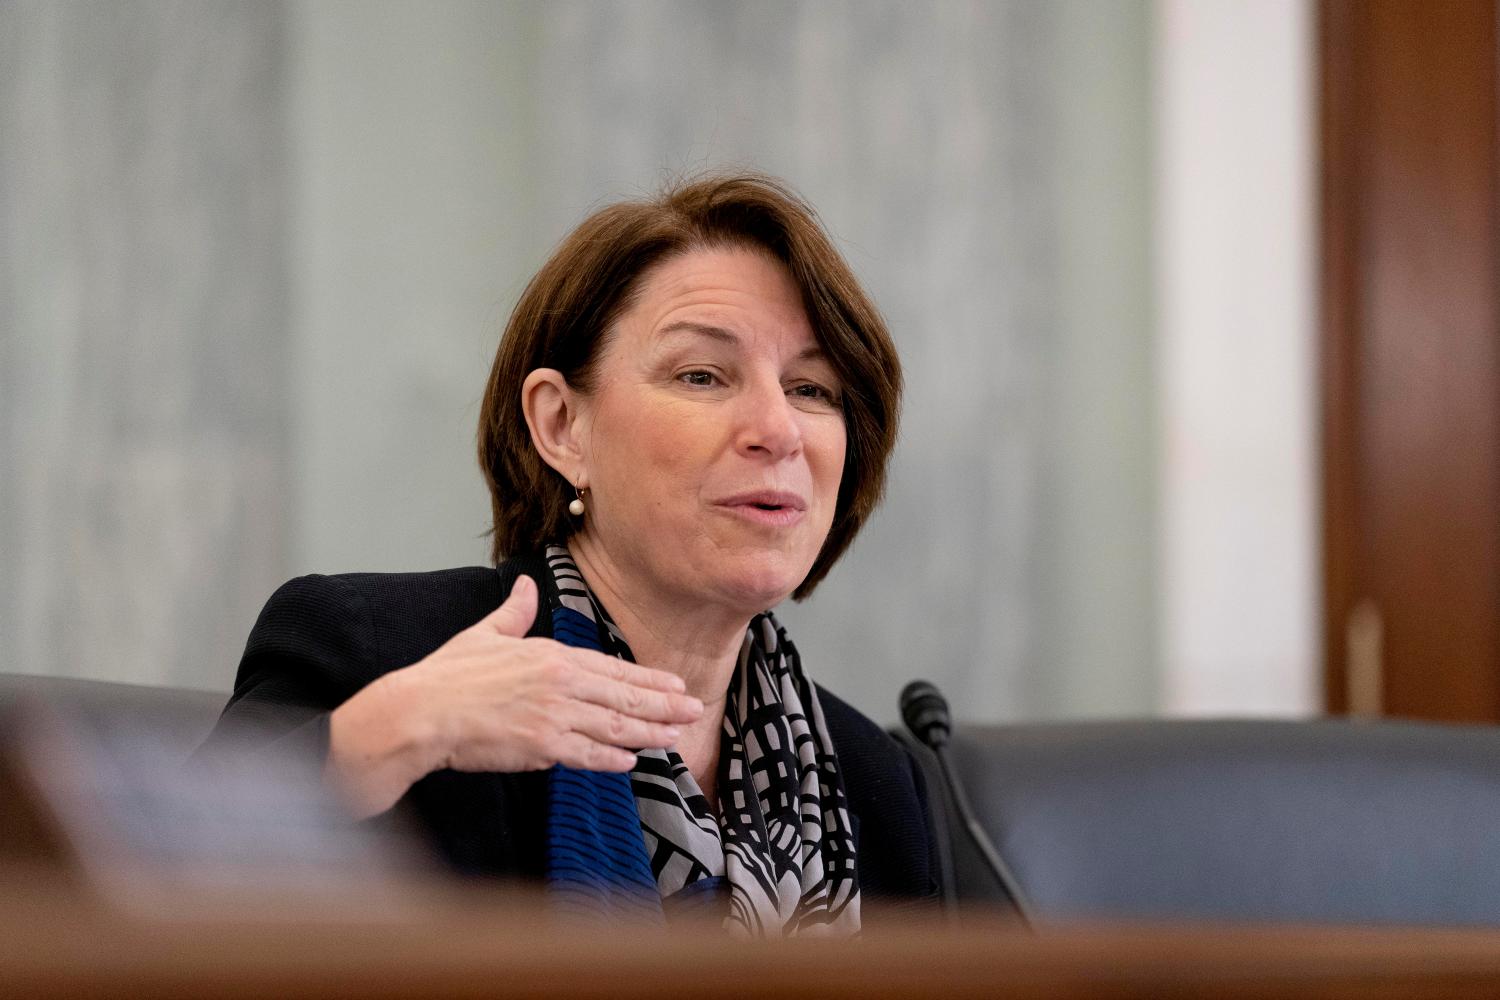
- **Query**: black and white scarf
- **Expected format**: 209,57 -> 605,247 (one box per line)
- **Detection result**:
543,545 -> 861,937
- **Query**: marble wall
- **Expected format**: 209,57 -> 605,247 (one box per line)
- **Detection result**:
2,1 -> 1156,722
0,1 -> 290,689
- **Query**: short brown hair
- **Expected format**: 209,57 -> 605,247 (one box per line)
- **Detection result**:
477,173 -> 901,599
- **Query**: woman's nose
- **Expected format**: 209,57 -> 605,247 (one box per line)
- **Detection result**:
735,381 -> 802,460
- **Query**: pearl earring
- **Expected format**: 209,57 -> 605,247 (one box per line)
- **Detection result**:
568,486 -> 587,517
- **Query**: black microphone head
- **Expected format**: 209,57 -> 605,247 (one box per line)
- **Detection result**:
900,679 -> 951,748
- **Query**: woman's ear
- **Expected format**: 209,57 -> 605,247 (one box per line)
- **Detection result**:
521,368 -> 588,487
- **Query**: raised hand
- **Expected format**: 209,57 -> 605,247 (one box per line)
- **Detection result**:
325,575 -> 703,818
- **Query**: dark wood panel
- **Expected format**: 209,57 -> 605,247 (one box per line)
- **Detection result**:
1321,0 -> 1500,720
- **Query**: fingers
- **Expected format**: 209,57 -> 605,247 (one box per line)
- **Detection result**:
567,703 -> 682,752
566,667 -> 704,725
552,732 -> 638,772
570,648 -> 687,693
478,575 -> 539,638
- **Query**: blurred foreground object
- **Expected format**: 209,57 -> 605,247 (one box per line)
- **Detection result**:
0,676 -> 437,918
5,678 -> 1500,996
3,889 -> 1500,998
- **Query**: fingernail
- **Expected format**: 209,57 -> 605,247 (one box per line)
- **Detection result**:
664,728 -> 680,742
687,697 -> 704,713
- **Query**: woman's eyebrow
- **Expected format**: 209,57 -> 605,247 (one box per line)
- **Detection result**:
656,320 -> 829,362
657,321 -> 739,345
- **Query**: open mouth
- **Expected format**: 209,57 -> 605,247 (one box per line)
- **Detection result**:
719,491 -> 807,520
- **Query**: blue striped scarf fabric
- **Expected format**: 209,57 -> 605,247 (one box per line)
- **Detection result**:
544,600 -> 665,924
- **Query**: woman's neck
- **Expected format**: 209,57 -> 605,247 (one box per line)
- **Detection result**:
566,536 -> 748,806
565,536 -> 746,712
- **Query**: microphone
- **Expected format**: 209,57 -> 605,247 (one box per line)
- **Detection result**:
901,680 -> 1034,929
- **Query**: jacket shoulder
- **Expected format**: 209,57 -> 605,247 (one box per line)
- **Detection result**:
313,556 -> 553,671
816,685 -> 891,744
815,683 -> 939,904
815,684 -> 916,800
225,556 -> 548,715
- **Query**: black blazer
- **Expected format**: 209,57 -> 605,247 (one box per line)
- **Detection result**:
203,554 -> 939,909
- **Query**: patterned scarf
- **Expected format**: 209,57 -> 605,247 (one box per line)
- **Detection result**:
541,545 -> 861,937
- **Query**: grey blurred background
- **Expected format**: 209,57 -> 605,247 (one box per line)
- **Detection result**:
0,1 -> 1315,724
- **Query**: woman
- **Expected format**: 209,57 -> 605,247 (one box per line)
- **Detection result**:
206,174 -> 936,935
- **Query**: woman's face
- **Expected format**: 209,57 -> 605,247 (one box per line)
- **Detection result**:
573,245 -> 846,616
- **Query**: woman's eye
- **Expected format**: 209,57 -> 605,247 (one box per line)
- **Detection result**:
789,382 -> 837,404
678,370 -> 718,387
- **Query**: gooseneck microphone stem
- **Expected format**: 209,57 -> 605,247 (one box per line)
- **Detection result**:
901,681 -> 1035,931
932,740 -> 1035,930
